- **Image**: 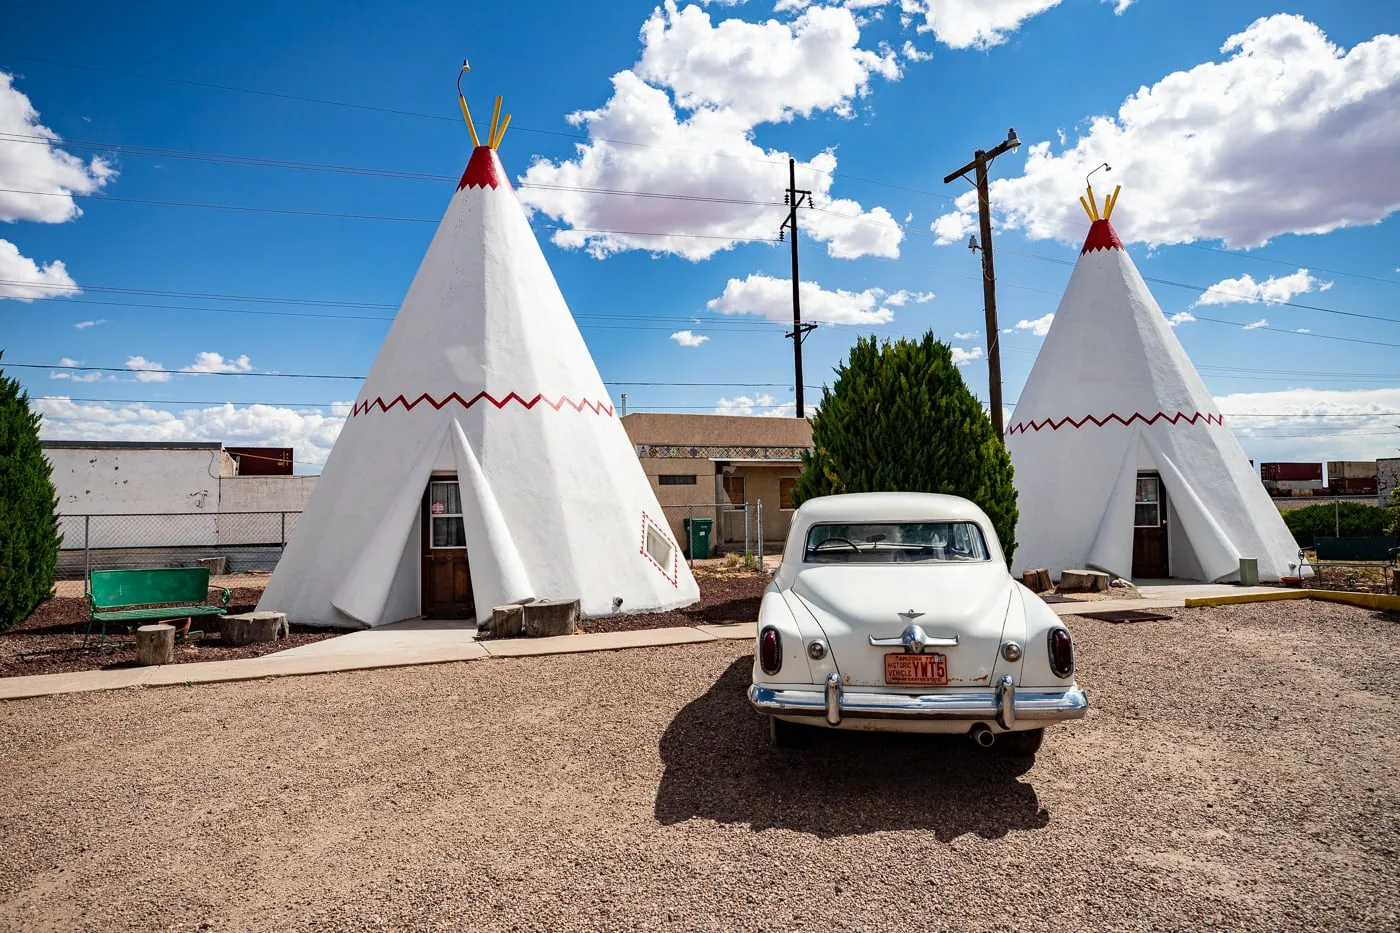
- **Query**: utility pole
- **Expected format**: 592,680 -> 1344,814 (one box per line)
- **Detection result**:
944,128 -> 1020,442
780,158 -> 816,418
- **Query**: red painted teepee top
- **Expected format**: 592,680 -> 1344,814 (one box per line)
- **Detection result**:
1081,218 -> 1123,255
458,146 -> 508,191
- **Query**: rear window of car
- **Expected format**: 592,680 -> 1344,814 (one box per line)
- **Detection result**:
804,521 -> 990,563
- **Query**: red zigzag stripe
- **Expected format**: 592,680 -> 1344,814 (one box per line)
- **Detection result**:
351,391 -> 614,418
1007,410 -> 1223,436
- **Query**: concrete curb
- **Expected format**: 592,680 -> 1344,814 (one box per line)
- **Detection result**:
0,624 -> 754,702
1184,590 -> 1400,612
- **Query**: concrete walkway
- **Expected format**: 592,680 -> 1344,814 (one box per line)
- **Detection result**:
0,582 -> 1283,702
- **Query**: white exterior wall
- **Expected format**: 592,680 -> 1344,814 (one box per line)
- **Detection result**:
216,476 -> 318,546
47,446 -> 225,548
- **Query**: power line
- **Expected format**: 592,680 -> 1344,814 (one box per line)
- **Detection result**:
0,187 -> 782,242
0,52 -> 957,202
1180,242 -> 1400,287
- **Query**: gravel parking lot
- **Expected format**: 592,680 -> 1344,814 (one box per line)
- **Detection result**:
1,600 -> 1397,932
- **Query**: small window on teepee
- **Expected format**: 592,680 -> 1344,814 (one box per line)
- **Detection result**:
429,480 -> 466,548
645,524 -> 674,570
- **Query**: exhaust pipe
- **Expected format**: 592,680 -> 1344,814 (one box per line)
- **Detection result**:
970,724 -> 996,748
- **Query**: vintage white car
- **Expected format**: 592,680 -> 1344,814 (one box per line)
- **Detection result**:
749,492 -> 1088,753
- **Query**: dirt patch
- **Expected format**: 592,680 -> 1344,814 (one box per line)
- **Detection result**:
577,566 -> 767,634
0,587 -> 336,679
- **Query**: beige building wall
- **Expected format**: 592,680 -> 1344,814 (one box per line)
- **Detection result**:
622,413 -> 812,554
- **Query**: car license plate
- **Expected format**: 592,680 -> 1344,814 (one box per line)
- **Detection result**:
885,652 -> 947,686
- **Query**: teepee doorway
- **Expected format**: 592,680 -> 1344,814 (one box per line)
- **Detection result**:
1132,473 -> 1170,579
422,477 -> 475,619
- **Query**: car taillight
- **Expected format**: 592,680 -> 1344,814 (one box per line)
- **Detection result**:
759,626 -> 782,675
1048,627 -> 1074,679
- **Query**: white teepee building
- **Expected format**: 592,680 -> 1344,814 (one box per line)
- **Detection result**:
1007,185 -> 1299,583
259,95 -> 699,627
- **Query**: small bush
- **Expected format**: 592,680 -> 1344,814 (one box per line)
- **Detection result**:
1283,501 -> 1391,548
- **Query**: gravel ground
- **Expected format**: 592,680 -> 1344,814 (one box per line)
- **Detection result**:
0,600 -> 1396,932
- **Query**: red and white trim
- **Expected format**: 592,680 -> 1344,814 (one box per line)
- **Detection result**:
1008,410 -> 1223,436
351,391 -> 614,418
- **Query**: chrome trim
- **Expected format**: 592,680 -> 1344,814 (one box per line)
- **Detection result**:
996,674 -> 1016,730
868,623 -> 959,653
749,681 -> 1088,724
825,672 -> 843,725
807,639 -> 828,661
1000,641 -> 1023,662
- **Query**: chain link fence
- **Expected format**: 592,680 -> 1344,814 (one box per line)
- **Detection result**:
657,501 -> 777,562
56,512 -> 301,581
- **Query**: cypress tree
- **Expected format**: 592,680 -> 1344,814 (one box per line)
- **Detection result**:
0,352 -> 62,630
794,333 -> 1019,564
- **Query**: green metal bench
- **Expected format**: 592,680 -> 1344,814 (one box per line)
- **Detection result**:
86,568 -> 231,647
1304,536 -> 1399,583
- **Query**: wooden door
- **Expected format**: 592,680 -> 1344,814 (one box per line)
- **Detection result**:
1132,473 -> 1170,579
421,479 -> 474,619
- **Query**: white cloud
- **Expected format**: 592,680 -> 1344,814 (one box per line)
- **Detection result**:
73,318 -> 105,329
714,392 -> 796,417
953,330 -> 979,339
1105,0 -> 1134,13
901,40 -> 933,62
899,1 -> 1066,50
707,273 -> 922,325
125,356 -> 171,382
0,71 -> 115,224
181,351 -> 253,374
1216,387 -> 1400,462
1241,318 -> 1269,330
1014,312 -> 1054,336
48,357 -> 102,383
0,238 -> 77,300
518,2 -> 903,261
1194,269 -> 1332,307
1295,328 -> 1311,333
930,16 -> 1400,248
120,351 -> 253,381
951,346 -> 984,366
1167,311 -> 1196,327
35,398 -> 347,470
670,329 -> 710,347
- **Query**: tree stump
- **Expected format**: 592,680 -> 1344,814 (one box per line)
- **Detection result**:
489,604 -> 525,638
135,624 -> 175,666
195,556 -> 229,576
1021,568 -> 1052,593
221,612 -> 286,646
1058,569 -> 1110,593
522,599 -> 580,637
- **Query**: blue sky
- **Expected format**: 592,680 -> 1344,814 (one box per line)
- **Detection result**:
2,0 -> 1397,471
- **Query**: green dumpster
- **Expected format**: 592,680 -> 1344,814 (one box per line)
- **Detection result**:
683,517 -> 714,560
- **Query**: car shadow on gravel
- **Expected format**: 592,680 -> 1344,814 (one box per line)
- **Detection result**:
655,658 -> 1050,841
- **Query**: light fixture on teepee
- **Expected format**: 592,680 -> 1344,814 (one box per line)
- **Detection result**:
1005,180 -> 1300,584
258,64 -> 700,628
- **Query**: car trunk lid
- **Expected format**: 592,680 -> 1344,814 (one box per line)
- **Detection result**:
789,564 -> 1012,688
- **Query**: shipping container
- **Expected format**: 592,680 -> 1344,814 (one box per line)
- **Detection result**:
1328,477 -> 1378,496
1327,460 -> 1378,481
1261,462 -> 1323,483
1266,479 -> 1324,492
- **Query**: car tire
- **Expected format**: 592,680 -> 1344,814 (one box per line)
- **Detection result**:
997,728 -> 1044,756
769,716 -> 807,748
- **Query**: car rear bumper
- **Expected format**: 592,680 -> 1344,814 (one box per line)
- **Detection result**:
748,674 -> 1088,730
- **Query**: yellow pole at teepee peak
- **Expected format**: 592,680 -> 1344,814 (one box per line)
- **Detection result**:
456,60 -> 480,147
1079,194 -> 1096,221
487,95 -> 503,148
1103,184 -> 1122,219
491,112 -> 512,150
